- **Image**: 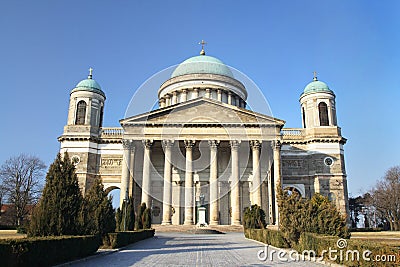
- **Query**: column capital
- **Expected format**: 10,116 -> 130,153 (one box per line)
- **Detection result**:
181,89 -> 187,93
208,140 -> 220,149
184,140 -> 196,149
122,140 -> 135,151
162,140 -> 174,148
229,140 -> 241,150
142,139 -> 154,149
250,140 -> 262,150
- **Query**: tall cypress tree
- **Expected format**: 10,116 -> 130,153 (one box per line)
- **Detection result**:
81,177 -> 116,236
28,153 -> 83,236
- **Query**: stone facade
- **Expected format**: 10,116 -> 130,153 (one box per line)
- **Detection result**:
58,54 -> 349,226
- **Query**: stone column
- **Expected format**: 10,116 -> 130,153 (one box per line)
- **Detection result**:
273,140 -> 282,226
86,98 -> 92,125
205,88 -> 211,98
193,88 -> 199,98
208,140 -> 220,225
250,140 -> 262,206
120,140 -> 132,207
165,94 -> 171,106
184,140 -> 195,225
217,89 -> 222,101
267,171 -> 274,224
230,140 -> 241,225
181,89 -> 187,102
128,144 -> 136,198
162,140 -> 173,225
172,92 -> 177,105
228,92 -> 232,105
141,139 -> 153,207
159,98 -> 166,108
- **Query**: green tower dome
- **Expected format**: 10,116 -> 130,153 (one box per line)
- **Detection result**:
76,78 -> 102,90
302,76 -> 334,96
171,55 -> 234,78
71,69 -> 105,97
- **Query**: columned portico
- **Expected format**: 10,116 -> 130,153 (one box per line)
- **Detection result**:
230,140 -> 241,225
162,140 -> 174,225
184,140 -> 195,225
250,140 -> 262,206
208,140 -> 219,225
142,139 -> 153,208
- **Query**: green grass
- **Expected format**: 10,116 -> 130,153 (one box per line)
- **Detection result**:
351,231 -> 400,247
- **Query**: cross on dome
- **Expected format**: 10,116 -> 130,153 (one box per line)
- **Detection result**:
88,67 -> 93,79
313,71 -> 318,81
199,40 -> 207,55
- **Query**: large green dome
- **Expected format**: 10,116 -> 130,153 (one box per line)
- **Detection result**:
303,79 -> 333,95
171,55 -> 234,78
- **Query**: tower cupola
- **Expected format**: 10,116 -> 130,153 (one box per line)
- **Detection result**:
299,73 -> 337,128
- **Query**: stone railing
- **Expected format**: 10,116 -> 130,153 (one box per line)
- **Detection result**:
100,127 -> 124,138
281,128 -> 305,136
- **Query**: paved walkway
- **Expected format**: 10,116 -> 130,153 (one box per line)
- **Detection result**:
68,232 -> 325,267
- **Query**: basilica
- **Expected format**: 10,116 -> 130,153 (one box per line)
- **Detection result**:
58,46 -> 349,226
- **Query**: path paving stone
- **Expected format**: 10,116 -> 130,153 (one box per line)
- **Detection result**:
68,232 -> 325,266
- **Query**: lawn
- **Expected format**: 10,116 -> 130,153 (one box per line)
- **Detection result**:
0,230 -> 27,239
351,231 -> 400,247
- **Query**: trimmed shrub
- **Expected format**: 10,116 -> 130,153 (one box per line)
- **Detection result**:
244,228 -> 290,248
243,205 -> 266,229
102,229 -> 155,249
0,235 -> 101,267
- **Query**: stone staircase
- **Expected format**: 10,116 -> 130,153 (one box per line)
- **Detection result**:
152,224 -> 244,234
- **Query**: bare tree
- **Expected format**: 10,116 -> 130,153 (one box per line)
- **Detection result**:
371,166 -> 400,231
0,154 -> 46,226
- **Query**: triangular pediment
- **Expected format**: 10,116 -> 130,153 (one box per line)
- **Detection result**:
120,98 -> 285,126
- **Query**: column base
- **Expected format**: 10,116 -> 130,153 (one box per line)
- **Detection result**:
209,220 -> 219,226
231,220 -> 241,226
161,221 -> 172,225
184,221 -> 194,225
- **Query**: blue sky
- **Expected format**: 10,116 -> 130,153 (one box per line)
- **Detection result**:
0,1 -> 399,197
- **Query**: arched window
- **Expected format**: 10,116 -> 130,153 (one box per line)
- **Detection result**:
75,100 -> 87,125
99,106 -> 104,127
318,102 -> 329,126
302,107 -> 306,128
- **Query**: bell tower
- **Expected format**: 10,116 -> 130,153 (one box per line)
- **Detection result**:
66,68 -> 106,132
300,72 -> 337,129
59,68 -> 106,194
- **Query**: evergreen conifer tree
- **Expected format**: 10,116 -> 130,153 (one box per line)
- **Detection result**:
135,203 -> 146,230
28,153 -> 83,236
81,177 -> 116,236
116,197 -> 135,231
278,184 -> 349,245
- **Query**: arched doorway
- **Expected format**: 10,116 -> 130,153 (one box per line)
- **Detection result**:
105,186 -> 121,209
